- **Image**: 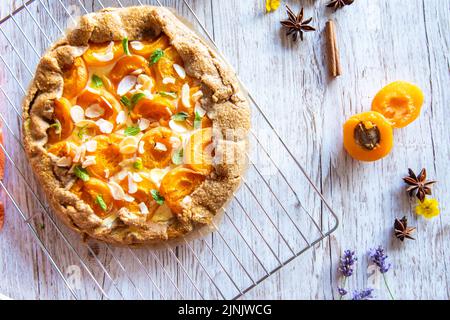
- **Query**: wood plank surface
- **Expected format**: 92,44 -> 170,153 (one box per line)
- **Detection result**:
0,0 -> 448,300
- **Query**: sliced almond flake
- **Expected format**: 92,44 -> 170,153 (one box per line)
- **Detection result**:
85,103 -> 105,118
154,142 -> 168,152
84,140 -> 97,153
138,202 -> 149,215
116,170 -> 128,181
124,194 -> 135,202
116,110 -> 127,125
173,64 -> 186,79
181,83 -> 191,109
134,84 -> 143,90
169,120 -> 188,133
138,118 -> 150,131
137,74 -> 154,91
79,145 -> 87,164
130,41 -> 144,50
151,204 -> 174,222
138,141 -> 145,154
96,119 -> 114,134
56,156 -> 72,167
115,129 -> 125,135
149,168 -> 169,188
162,77 -> 176,85
143,90 -> 154,100
133,172 -> 143,183
192,90 -> 203,101
130,68 -> 144,76
182,195 -> 192,206
108,181 -> 131,201
194,103 -> 207,117
75,119 -> 97,128
104,168 -> 110,178
128,173 -> 138,194
82,155 -> 97,168
169,136 -> 182,149
92,41 -> 114,62
70,105 -> 85,124
117,75 -> 137,96
119,158 -> 136,168
72,145 -> 82,163
101,213 -> 118,228
120,144 -> 137,155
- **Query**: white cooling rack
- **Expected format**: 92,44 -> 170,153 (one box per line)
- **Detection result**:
0,0 -> 339,300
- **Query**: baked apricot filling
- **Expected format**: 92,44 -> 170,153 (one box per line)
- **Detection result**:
46,34 -> 214,221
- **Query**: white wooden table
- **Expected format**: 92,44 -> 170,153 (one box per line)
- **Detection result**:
0,0 -> 449,300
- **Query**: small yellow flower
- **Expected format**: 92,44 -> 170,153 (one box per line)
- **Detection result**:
415,197 -> 440,219
266,0 -> 281,13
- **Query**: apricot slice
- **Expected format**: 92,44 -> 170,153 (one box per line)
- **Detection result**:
132,96 -> 175,120
185,128 -> 214,175
63,57 -> 88,99
120,172 -> 159,215
82,41 -> 124,67
140,127 -> 173,169
129,35 -> 171,58
80,178 -> 114,217
86,135 -> 123,179
154,47 -> 185,91
109,55 -> 152,86
76,88 -> 121,122
343,111 -> 394,162
47,141 -> 76,158
371,81 -> 424,128
160,167 -> 205,215
48,97 -> 74,143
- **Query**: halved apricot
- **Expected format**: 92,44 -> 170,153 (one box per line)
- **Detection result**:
132,96 -> 175,120
48,97 -> 74,143
185,128 -> 214,175
129,35 -> 171,58
154,47 -> 185,91
343,111 -> 394,162
63,57 -> 88,99
371,81 -> 424,128
140,127 -> 173,169
120,172 -> 159,215
47,141 -> 76,158
86,135 -> 123,179
109,55 -> 152,86
80,178 -> 114,217
82,41 -> 124,67
76,88 -> 121,122
160,167 -> 205,214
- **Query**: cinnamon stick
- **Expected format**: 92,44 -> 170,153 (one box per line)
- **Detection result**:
326,20 -> 342,77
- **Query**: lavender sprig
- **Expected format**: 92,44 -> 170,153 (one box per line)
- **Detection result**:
368,246 -> 391,273
337,250 -> 357,300
352,288 -> 374,300
368,246 -> 394,300
338,250 -> 357,277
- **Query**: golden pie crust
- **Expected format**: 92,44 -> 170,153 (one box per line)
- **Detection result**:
22,6 -> 250,246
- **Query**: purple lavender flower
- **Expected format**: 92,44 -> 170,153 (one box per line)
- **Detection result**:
337,287 -> 347,296
368,246 -> 391,274
338,250 -> 357,277
352,288 -> 374,300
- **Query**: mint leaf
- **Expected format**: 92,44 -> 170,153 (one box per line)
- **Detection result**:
172,148 -> 184,165
91,74 -> 103,88
95,195 -> 107,212
49,120 -> 62,135
74,166 -> 90,182
133,159 -> 143,170
124,126 -> 140,136
151,189 -> 165,205
77,125 -> 88,139
149,49 -> 164,65
131,92 -> 146,107
171,112 -> 189,122
194,111 -> 202,129
158,91 -> 177,99
120,96 -> 131,109
122,37 -> 130,56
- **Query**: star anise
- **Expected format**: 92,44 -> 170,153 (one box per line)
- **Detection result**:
327,0 -> 355,11
403,168 -> 436,202
394,216 -> 416,241
280,6 -> 316,42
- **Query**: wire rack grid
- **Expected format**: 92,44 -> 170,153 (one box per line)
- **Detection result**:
0,0 -> 339,300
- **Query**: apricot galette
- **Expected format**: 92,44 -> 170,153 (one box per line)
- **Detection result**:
23,6 -> 250,245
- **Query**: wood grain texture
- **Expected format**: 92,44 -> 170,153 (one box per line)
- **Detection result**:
0,0 -> 449,300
